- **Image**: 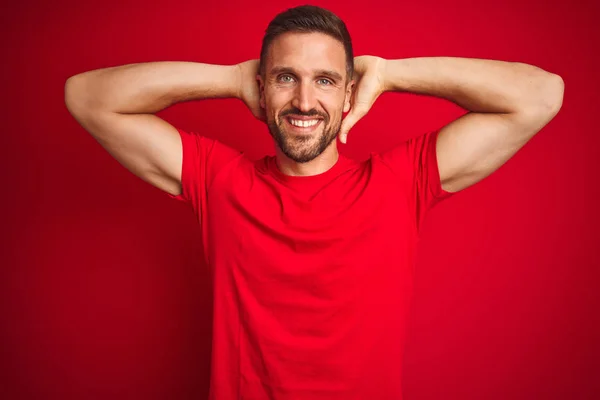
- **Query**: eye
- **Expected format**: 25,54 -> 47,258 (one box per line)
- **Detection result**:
278,74 -> 295,83
318,78 -> 333,85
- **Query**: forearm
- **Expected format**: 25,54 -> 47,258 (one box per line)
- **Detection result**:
383,57 -> 562,114
65,62 -> 240,114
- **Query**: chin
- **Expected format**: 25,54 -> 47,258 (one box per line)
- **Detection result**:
284,135 -> 337,164
284,149 -> 321,163
269,118 -> 338,163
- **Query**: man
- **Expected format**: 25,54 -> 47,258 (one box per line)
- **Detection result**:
64,5 -> 563,399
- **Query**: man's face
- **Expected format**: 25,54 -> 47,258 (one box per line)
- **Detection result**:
258,32 -> 354,163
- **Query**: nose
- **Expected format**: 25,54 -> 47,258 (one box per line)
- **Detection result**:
291,81 -> 317,113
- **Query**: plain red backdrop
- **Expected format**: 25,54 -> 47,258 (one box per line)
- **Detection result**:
2,0 -> 598,398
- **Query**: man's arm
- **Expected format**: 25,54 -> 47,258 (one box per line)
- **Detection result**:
383,57 -> 564,193
64,61 -> 261,196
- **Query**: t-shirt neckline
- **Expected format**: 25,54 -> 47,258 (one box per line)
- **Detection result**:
268,153 -> 349,187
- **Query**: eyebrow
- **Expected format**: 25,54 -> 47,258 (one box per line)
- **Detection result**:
269,66 -> 344,82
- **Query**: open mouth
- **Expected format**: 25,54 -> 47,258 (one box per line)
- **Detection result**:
285,116 -> 323,133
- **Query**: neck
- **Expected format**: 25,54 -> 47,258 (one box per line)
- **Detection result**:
275,141 -> 339,177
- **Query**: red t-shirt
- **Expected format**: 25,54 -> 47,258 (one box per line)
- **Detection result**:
168,128 -> 453,399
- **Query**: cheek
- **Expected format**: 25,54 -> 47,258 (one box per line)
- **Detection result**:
265,93 -> 287,113
324,99 -> 346,119
266,86 -> 289,102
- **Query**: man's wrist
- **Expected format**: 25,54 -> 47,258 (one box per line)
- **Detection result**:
381,57 -> 393,93
233,63 -> 243,100
383,58 -> 408,93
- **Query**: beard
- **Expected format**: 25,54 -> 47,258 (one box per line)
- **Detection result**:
267,108 -> 342,163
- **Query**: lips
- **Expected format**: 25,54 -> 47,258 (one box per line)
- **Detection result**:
287,117 -> 320,128
285,116 -> 323,133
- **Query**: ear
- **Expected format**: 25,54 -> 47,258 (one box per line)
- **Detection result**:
257,74 -> 266,109
343,79 -> 355,113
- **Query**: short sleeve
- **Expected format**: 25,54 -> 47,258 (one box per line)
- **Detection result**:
379,129 -> 454,232
167,128 -> 241,218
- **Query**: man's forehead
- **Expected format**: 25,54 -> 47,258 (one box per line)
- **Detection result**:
266,32 -> 346,74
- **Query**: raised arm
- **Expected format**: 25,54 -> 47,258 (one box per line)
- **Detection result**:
340,56 -> 564,193
383,57 -> 564,193
64,60 -> 262,196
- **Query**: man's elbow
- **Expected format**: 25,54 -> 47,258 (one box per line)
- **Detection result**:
65,75 -> 95,116
519,73 -> 564,128
64,76 -> 82,114
545,73 -> 564,114
538,73 -> 565,117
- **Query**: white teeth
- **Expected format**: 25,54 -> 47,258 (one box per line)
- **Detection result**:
289,118 -> 319,128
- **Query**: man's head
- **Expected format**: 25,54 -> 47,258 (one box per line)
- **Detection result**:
257,5 -> 354,163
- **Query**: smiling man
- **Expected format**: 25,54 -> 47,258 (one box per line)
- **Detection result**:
65,5 -> 564,400
260,30 -> 352,167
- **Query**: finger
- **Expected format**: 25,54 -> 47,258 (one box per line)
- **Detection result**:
340,104 -> 369,143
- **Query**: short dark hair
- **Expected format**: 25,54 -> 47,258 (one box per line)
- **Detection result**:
259,5 -> 354,82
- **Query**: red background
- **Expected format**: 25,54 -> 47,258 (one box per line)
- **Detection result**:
2,0 -> 599,398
